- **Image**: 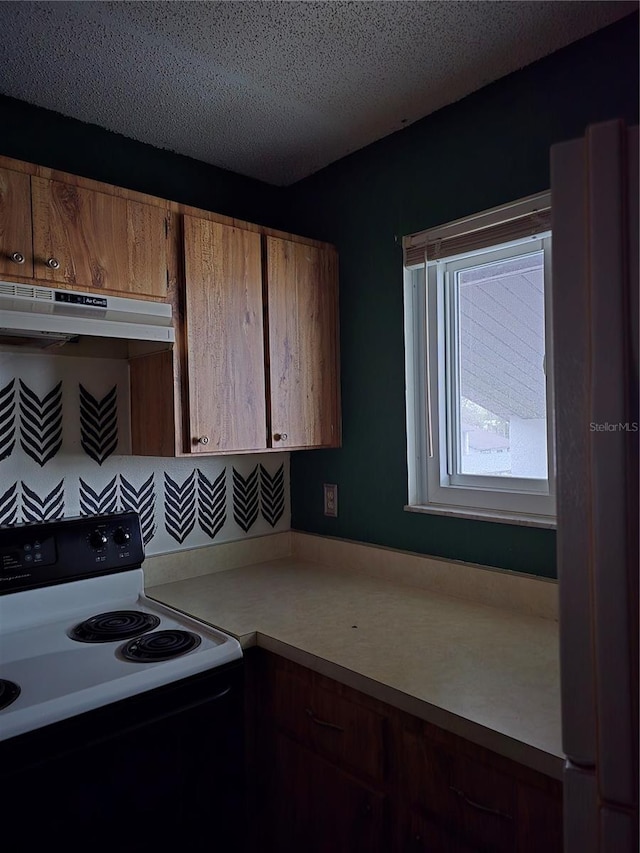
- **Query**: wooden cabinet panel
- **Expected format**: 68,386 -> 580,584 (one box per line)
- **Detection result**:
451,754 -> 516,853
400,721 -> 516,852
398,807 -> 477,852
517,779 -> 564,853
130,350 -> 177,457
272,733 -> 387,853
183,216 -> 267,452
0,168 -> 33,276
266,236 -> 339,448
399,723 -> 459,824
31,177 -> 167,297
273,667 -> 387,784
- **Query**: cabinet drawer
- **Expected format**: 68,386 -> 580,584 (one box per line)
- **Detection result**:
273,669 -> 386,783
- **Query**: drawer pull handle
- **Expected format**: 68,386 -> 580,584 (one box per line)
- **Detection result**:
305,707 -> 344,732
46,257 -> 61,270
449,786 -> 513,821
11,252 -> 25,264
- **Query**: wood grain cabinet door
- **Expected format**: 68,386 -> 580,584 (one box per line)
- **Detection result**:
516,779 -> 563,853
451,754 -> 517,853
183,216 -> 267,453
272,733 -> 387,853
265,236 -> 340,449
398,807 -> 478,852
0,168 -> 33,277
31,177 -> 168,297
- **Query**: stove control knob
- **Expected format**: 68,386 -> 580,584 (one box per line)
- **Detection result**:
89,530 -> 108,549
113,527 -> 131,546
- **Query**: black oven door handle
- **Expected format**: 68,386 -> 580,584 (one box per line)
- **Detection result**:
2,670 -> 242,771
22,684 -> 238,761
93,685 -> 234,744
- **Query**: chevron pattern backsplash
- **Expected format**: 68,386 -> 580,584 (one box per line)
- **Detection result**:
0,351 -> 290,556
19,379 -> 63,467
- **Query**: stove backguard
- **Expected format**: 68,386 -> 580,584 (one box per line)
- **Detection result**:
0,511 -> 144,594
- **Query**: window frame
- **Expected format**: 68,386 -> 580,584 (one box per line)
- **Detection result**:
403,195 -> 556,528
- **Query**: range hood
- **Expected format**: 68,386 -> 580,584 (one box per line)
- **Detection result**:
0,282 -> 174,357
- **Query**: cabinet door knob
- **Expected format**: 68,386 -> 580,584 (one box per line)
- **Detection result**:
10,252 -> 25,264
273,433 -> 288,442
46,257 -> 60,269
198,436 -> 210,445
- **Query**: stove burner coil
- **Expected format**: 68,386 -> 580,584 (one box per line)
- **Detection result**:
120,630 -> 202,662
69,611 -> 161,643
0,679 -> 21,711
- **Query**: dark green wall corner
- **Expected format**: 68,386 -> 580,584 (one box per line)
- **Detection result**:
1,13 -> 637,578
286,12 -> 639,578
0,94 -> 283,226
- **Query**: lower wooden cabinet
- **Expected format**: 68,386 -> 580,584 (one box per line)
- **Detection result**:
400,721 -> 517,852
271,733 -> 387,853
516,780 -> 564,853
398,807 -> 477,852
247,649 -> 563,853
271,664 -> 387,784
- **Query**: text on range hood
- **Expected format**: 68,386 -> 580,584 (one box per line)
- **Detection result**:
0,282 -> 174,355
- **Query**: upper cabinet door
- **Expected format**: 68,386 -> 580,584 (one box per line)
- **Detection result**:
183,216 -> 267,453
266,236 -> 340,449
0,168 -> 33,277
31,177 -> 168,297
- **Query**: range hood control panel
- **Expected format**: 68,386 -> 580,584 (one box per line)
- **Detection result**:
55,291 -> 107,308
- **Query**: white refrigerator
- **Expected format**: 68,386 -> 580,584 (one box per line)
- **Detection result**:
551,119 -> 638,852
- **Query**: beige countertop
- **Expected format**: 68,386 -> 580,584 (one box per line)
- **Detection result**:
147,555 -> 562,780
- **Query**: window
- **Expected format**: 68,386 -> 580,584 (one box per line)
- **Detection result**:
403,193 -> 555,526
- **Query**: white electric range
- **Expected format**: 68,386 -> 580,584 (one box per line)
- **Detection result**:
0,511 -> 245,847
0,510 -> 242,740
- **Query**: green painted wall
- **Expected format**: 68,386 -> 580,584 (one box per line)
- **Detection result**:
0,94 -> 281,225
1,14 -> 637,577
286,14 -> 639,578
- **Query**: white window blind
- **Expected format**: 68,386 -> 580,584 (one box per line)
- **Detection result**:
403,192 -> 551,267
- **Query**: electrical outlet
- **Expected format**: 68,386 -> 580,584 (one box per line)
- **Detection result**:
323,483 -> 338,517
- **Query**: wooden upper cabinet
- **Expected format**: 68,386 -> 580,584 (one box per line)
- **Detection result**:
1,155 -> 341,456
31,177 -> 168,298
0,168 -> 33,277
183,216 -> 267,453
265,236 -> 340,449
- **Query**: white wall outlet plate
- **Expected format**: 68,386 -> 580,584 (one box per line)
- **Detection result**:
323,483 -> 338,517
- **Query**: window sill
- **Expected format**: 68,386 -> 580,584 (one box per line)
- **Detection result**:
404,504 -> 556,529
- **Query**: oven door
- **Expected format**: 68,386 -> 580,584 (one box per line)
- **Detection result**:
0,661 -> 245,849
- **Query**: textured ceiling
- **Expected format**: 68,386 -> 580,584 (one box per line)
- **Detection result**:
0,1 -> 636,185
